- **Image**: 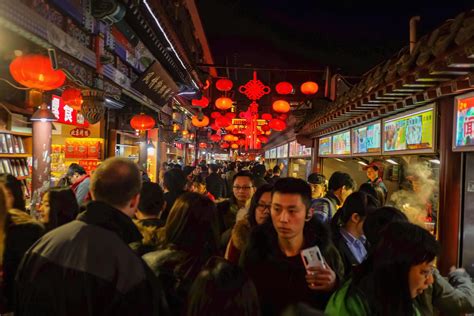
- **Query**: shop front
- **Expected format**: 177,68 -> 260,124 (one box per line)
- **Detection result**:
317,103 -> 439,235
50,95 -> 104,185
288,140 -> 312,180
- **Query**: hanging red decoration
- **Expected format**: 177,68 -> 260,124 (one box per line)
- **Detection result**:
216,116 -> 232,128
238,112 -> 247,119
257,135 -> 268,143
261,113 -> 272,121
300,81 -> 319,95
239,71 -> 270,101
269,118 -> 286,131
199,142 -> 208,149
221,142 -> 230,149
211,111 -> 221,119
9,55 -> 66,90
231,143 -> 239,149
225,124 -> 235,131
192,115 -> 210,127
279,113 -> 288,120
275,82 -> 293,95
238,139 -> 246,146
216,78 -> 233,92
191,96 -> 209,108
62,88 -> 83,111
130,113 -> 156,131
210,122 -> 219,130
223,134 -> 235,142
272,100 -> 290,113
215,97 -> 233,110
225,112 -> 236,119
210,134 -> 221,142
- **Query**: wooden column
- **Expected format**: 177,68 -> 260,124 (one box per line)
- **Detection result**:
31,120 -> 52,211
311,138 -> 322,173
437,97 -> 462,274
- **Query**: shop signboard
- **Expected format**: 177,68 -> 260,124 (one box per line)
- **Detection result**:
70,127 -> 91,138
332,130 -> 351,156
270,148 -> 277,159
453,92 -> 474,152
352,121 -> 381,155
289,140 -> 312,157
51,95 -> 89,128
382,104 -> 435,155
277,143 -> 288,158
318,136 -> 332,157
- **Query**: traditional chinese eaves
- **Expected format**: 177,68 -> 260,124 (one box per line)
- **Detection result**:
299,9 -> 474,138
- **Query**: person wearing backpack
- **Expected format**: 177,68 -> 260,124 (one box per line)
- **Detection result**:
311,172 -> 356,223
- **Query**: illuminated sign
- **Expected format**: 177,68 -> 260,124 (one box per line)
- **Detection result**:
51,95 -> 89,127
332,130 -> 351,156
318,136 -> 332,157
352,121 -> 381,155
454,92 -> 474,152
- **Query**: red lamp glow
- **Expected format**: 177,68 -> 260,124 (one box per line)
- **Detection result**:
261,113 -> 272,120
275,82 -> 293,95
210,134 -> 221,142
130,113 -> 156,131
300,81 -> 319,95
9,55 -> 66,90
231,143 -> 239,149
215,97 -> 233,110
216,78 -> 233,92
62,88 -> 83,111
221,142 -> 230,149
257,135 -> 268,143
272,100 -> 290,113
269,118 -> 286,131
224,135 -> 235,142
191,96 -> 209,108
192,115 -> 210,127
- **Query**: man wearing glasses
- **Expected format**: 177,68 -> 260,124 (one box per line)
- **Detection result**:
217,171 -> 255,248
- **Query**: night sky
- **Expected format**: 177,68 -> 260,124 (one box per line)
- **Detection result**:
196,0 -> 473,76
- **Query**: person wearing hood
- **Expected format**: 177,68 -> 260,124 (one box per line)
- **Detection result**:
66,163 -> 90,205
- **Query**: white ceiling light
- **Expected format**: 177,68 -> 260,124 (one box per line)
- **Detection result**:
386,159 -> 398,165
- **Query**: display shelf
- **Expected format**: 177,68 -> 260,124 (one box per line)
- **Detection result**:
0,153 -> 30,158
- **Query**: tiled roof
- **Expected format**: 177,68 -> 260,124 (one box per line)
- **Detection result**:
299,9 -> 474,138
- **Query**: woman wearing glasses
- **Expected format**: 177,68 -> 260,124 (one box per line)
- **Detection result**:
225,184 -> 273,264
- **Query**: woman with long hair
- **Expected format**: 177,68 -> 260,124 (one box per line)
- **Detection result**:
143,192 -> 220,315
225,184 -> 273,264
325,221 -> 440,316
0,182 -> 43,312
0,174 -> 26,212
37,187 -> 79,231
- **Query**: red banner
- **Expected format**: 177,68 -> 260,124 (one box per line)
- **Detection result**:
51,95 -> 89,127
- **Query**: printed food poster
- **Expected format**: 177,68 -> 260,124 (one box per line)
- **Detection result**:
384,107 -> 433,152
352,122 -> 381,154
318,136 -> 332,156
455,94 -> 474,148
332,131 -> 351,155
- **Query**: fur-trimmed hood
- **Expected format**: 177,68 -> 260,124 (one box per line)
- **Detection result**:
231,219 -> 251,251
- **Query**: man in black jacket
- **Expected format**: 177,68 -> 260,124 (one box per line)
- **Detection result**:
15,158 -> 168,316
206,163 -> 225,199
240,178 -> 344,315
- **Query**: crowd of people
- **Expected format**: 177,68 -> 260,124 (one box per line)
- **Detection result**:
0,157 -> 472,315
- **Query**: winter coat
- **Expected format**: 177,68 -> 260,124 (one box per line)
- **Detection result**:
325,280 -> 421,316
312,191 -> 340,223
415,268 -> 474,315
253,176 -> 268,189
240,220 -> 344,315
332,228 -> 367,281
1,209 -> 44,312
70,174 -> 90,205
143,248 -> 208,316
15,201 -> 169,316
225,218 -> 252,264
205,173 -> 225,199
130,218 -> 165,256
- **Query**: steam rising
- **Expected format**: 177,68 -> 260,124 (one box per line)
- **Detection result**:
390,161 -> 436,229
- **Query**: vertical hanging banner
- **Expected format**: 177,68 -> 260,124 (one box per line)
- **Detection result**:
51,95 -> 89,128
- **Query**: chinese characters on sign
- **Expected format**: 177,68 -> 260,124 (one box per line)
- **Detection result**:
51,95 -> 89,128
70,128 -> 91,138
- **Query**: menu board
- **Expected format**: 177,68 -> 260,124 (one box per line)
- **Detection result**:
352,121 -> 381,155
332,131 -> 351,156
277,144 -> 288,158
289,141 -> 312,157
318,136 -> 332,156
265,150 -> 270,159
454,92 -> 474,151
270,148 -> 277,159
383,105 -> 435,154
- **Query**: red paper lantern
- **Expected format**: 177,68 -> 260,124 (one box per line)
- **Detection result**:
215,97 -> 233,110
231,143 -> 239,149
199,142 -> 207,149
62,88 -> 83,111
9,55 -> 66,90
221,142 -> 230,149
210,134 -> 221,142
279,113 -> 288,120
261,113 -> 272,120
216,116 -> 231,128
130,113 -> 156,131
261,124 -> 270,132
225,112 -> 236,119
191,96 -> 209,108
275,82 -> 293,95
209,122 -> 219,130
269,118 -> 286,131
192,115 -> 210,127
216,78 -> 233,92
223,134 -> 235,142
237,139 -> 245,146
238,112 -> 247,119
272,100 -> 290,113
211,111 -> 221,119
300,81 -> 319,95
257,135 -> 268,143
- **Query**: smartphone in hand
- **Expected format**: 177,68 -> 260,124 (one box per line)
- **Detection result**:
300,245 -> 326,272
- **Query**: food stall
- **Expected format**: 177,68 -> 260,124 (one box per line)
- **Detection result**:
288,140 -> 312,180
276,143 -> 289,177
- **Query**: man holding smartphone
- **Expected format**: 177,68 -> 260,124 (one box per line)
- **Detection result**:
240,177 -> 344,315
